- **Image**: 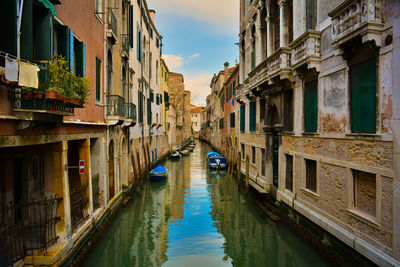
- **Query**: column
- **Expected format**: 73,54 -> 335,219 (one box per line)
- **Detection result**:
266,15 -> 274,57
256,1 -> 266,64
279,0 -> 290,47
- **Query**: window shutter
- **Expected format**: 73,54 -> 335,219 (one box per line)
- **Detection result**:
56,24 -> 69,59
82,43 -> 85,76
35,8 -> 52,61
249,102 -> 256,132
1,0 -> 18,56
69,29 -> 74,72
240,104 -> 245,132
137,24 -> 140,61
20,0 -> 32,60
160,94 -> 162,104
305,80 -> 318,132
351,59 -> 376,133
75,41 -> 85,77
147,97 -> 152,124
95,57 -> 101,101
129,5 -> 133,48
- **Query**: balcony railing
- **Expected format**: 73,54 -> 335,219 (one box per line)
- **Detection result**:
290,30 -> 321,71
106,95 -> 126,117
126,103 -> 137,121
0,196 -> 62,265
329,0 -> 384,48
107,9 -> 117,39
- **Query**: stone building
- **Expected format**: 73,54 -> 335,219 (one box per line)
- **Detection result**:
191,105 -> 202,138
237,0 -> 400,265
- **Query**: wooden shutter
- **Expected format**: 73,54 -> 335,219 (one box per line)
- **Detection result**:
56,24 -> 69,59
147,98 -> 152,124
305,80 -> 318,132
351,58 -> 376,133
129,5 -> 133,48
240,104 -> 245,132
75,41 -> 85,77
138,91 -> 143,123
20,0 -> 33,60
249,101 -> 256,132
35,7 -> 52,61
69,29 -> 74,72
1,0 -> 17,56
95,57 -> 101,101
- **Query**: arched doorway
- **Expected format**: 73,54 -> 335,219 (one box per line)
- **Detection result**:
120,137 -> 128,187
108,140 -> 115,200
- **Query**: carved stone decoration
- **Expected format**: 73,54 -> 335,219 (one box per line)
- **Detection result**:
290,30 -> 322,72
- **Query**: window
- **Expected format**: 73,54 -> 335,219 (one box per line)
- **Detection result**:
147,98 -> 152,124
129,5 -> 134,48
304,80 -> 318,132
249,101 -> 256,132
240,104 -> 245,132
251,25 -> 256,69
150,92 -> 154,102
306,0 -> 317,30
138,91 -> 143,123
261,148 -> 266,176
95,57 -> 101,102
352,170 -> 376,217
230,112 -> 235,128
351,59 -> 376,133
219,118 -> 224,129
305,159 -> 317,193
285,154 -> 293,191
284,89 -> 293,132
137,24 -> 142,61
252,146 -> 256,164
241,143 -> 245,159
273,1 -> 280,51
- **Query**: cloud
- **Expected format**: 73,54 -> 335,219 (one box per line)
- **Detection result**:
148,0 -> 239,35
189,53 -> 200,59
162,54 -> 184,69
184,73 -> 212,106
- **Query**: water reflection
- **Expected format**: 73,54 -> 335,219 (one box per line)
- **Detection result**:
83,141 -> 329,267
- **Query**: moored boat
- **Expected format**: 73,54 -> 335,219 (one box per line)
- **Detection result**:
180,149 -> 190,156
207,151 -> 221,159
171,151 -> 181,159
208,155 -> 227,169
149,164 -> 168,180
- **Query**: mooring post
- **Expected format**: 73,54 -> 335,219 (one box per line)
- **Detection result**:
237,152 -> 241,181
136,151 -> 142,182
131,149 -> 139,186
246,155 -> 249,191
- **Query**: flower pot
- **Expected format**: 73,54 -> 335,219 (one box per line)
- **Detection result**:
46,90 -> 58,99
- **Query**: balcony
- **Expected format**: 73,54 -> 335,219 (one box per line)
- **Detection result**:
329,0 -> 384,48
121,34 -> 130,58
290,30 -> 321,72
107,9 -> 117,42
106,95 -> 126,125
124,103 -> 137,127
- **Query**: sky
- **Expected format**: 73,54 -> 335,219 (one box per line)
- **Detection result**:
148,0 -> 240,107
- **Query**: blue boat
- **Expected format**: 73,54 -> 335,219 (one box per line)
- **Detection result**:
208,155 -> 227,169
207,151 -> 221,159
150,164 -> 168,180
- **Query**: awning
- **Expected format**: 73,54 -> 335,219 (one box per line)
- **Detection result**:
37,0 -> 57,15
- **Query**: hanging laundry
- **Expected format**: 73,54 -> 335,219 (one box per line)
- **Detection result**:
5,56 -> 18,82
18,61 -> 39,89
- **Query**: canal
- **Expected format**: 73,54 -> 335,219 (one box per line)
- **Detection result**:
83,141 -> 331,267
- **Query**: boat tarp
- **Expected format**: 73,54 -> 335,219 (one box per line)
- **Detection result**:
152,164 -> 167,173
207,152 -> 221,158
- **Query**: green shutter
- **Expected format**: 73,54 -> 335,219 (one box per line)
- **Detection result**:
75,40 -> 85,77
95,57 -> 101,101
147,98 -> 152,124
129,5 -> 134,48
56,24 -> 69,60
69,29 -> 74,72
251,50 -> 256,69
34,7 -> 52,61
1,0 -> 17,56
249,101 -> 256,132
351,59 -> 376,133
138,91 -> 143,123
137,24 -> 141,61
20,0 -> 33,60
240,104 -> 245,132
305,80 -> 318,132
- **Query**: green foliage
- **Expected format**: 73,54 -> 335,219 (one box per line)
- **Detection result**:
48,55 -> 90,103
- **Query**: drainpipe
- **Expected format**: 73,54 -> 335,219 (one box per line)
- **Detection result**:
17,0 -> 24,58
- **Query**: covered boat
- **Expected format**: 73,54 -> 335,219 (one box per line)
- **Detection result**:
207,151 -> 221,159
208,155 -> 227,169
149,164 -> 168,180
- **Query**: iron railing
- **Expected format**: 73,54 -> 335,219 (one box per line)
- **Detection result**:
106,95 -> 126,117
108,9 -> 117,37
0,196 -> 62,265
126,103 -> 137,121
70,182 -> 89,233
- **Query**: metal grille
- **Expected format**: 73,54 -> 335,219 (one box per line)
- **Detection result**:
0,196 -> 61,265
70,182 -> 89,233
305,159 -> 317,192
92,174 -> 101,211
285,154 -> 293,191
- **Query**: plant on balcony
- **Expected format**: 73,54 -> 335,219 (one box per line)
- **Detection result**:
48,55 -> 90,106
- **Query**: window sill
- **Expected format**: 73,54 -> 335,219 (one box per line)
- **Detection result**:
302,132 -> 319,137
300,188 -> 319,199
345,133 -> 382,141
346,209 -> 380,229
95,101 -> 103,107
250,163 -> 256,167
282,131 -> 295,136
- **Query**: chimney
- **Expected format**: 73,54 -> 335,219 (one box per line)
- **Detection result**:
224,62 -> 229,82
149,10 -> 156,25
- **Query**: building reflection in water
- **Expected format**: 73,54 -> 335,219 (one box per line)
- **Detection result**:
83,141 -> 329,267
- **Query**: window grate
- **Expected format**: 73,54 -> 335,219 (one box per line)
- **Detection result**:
305,159 -> 317,193
285,154 -> 293,191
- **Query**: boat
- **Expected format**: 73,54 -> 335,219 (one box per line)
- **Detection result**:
190,141 -> 196,146
208,155 -> 227,169
186,146 -> 194,152
207,151 -> 221,159
171,151 -> 181,160
149,164 -> 168,180
180,149 -> 190,156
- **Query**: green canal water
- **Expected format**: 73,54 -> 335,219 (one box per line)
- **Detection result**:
83,141 -> 331,267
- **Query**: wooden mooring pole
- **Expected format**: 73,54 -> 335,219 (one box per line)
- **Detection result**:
245,155 -> 249,191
